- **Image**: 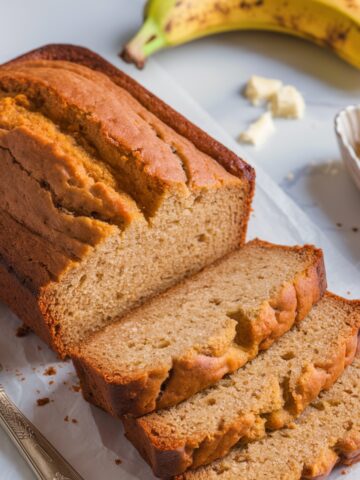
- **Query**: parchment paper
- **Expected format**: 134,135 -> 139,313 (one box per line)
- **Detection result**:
0,57 -> 359,480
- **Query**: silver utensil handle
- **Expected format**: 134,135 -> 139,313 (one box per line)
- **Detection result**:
0,386 -> 84,480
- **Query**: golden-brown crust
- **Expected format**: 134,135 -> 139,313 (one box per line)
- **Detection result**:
337,433 -> 360,466
156,347 -> 248,411
123,414 -> 193,479
267,325 -> 359,430
0,253 -> 72,358
0,255 -> 55,348
249,239 -> 327,352
73,345 -> 247,418
190,414 -> 256,469
176,352 -> 360,480
235,242 -> 326,355
72,243 -> 326,419
123,412 -> 257,478
176,435 -> 360,480
0,207 -> 69,291
123,294 -> 359,479
176,428 -> 360,480
74,356 -> 170,417
302,432 -> 360,479
302,448 -> 340,480
256,252 -> 326,352
0,44 -> 255,357
3,44 -> 255,186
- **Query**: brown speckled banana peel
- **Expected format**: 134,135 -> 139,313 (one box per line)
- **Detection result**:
121,0 -> 360,69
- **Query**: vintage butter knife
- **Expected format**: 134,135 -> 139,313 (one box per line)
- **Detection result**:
0,384 -> 84,480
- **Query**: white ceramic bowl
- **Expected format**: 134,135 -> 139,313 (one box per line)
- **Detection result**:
335,105 -> 360,191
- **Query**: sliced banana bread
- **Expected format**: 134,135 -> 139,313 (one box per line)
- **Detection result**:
0,45 -> 254,357
124,293 -> 359,478
180,351 -> 360,480
73,240 -> 325,417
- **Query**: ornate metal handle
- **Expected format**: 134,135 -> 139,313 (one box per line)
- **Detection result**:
0,385 -> 84,480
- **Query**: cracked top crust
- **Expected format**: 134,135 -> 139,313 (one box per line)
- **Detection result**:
4,44 -> 255,182
0,58 -> 243,220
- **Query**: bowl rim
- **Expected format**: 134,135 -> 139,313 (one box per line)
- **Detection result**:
334,104 -> 360,169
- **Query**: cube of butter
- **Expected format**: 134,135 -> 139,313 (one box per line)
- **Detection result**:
245,75 -> 283,105
270,85 -> 305,119
239,112 -> 275,147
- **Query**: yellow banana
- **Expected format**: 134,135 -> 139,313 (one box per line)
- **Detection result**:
121,0 -> 360,69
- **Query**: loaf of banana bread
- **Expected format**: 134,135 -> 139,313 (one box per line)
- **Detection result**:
0,44 -> 254,357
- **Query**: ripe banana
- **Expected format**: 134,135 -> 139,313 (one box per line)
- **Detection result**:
121,0 -> 360,69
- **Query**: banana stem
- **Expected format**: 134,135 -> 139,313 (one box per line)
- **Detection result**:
120,18 -> 167,69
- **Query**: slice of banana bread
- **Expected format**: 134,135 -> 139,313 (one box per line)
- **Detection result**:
124,293 -> 359,478
73,240 -> 325,417
0,45 -> 254,357
180,351 -> 360,480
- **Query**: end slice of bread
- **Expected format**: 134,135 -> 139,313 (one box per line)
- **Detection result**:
73,239 -> 326,418
180,349 -> 360,480
124,293 -> 359,478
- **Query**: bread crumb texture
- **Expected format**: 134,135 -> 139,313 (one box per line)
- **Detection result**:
73,240 -> 325,416
0,57 -> 253,357
124,294 -> 359,477
182,353 -> 360,479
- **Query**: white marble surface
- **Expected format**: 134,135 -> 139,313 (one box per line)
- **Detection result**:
0,1 -> 360,479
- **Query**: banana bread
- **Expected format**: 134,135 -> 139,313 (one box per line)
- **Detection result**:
124,293 -> 359,478
72,240 -> 326,417
180,350 -> 360,480
0,44 -> 254,357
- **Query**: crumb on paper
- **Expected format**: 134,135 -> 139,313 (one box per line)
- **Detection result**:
336,222 -> 343,228
64,415 -> 78,424
115,459 -> 122,465
36,397 -> 50,407
49,380 -> 54,385
270,85 -> 305,119
16,325 -> 31,337
72,384 -> 81,393
286,172 -> 294,181
37,345 -> 42,351
352,227 -> 359,232
43,366 -> 57,376
244,75 -> 282,105
239,112 -> 275,147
